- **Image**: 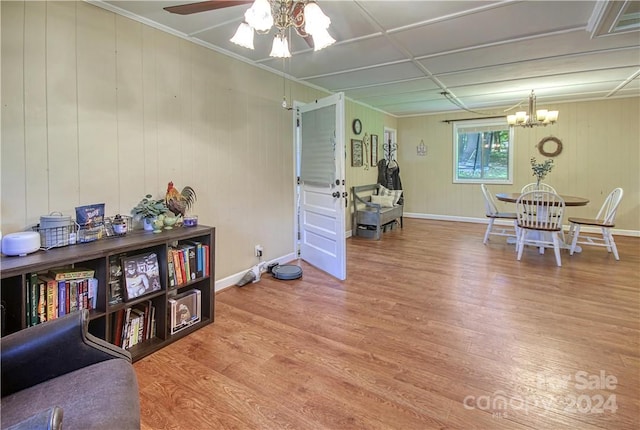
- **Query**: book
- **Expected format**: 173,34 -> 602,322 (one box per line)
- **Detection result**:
185,240 -> 204,278
25,276 -> 31,327
37,279 -> 46,323
69,281 -> 78,312
58,281 -> 67,317
187,245 -> 197,280
48,267 -> 95,281
203,244 -> 210,277
29,273 -> 39,326
167,249 -> 176,287
88,278 -> 98,310
172,248 -> 185,285
113,309 -> 125,347
39,276 -> 58,321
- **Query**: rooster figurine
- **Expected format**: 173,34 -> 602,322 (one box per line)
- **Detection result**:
165,182 -> 197,218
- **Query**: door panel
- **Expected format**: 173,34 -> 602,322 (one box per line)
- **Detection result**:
297,93 -> 345,280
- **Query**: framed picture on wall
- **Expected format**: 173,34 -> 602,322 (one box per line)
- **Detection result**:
371,134 -> 378,165
351,139 -> 363,167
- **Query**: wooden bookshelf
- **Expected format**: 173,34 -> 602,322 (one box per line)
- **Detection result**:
0,225 -> 215,362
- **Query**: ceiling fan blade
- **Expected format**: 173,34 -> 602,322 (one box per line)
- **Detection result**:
164,1 -> 253,15
302,34 -> 314,50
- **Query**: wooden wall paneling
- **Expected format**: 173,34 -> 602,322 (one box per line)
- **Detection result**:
1,1 -> 27,231
46,2 -> 80,217
115,16 -> 145,213
141,26 -> 159,196
177,38 -> 195,185
24,1 -> 49,225
155,30 -> 182,187
189,43 -> 211,219
77,3 -> 118,211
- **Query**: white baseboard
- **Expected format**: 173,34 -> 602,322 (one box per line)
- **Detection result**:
215,252 -> 298,293
404,212 -> 640,237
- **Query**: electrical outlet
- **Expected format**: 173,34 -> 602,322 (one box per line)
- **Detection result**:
255,245 -> 263,258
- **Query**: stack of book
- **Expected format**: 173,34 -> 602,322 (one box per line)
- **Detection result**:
167,241 -> 210,287
26,267 -> 98,326
111,300 -> 156,349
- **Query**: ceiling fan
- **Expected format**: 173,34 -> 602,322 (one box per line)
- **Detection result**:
164,0 -> 336,56
163,1 -> 253,15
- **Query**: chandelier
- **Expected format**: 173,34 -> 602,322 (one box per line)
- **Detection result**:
507,90 -> 559,128
230,0 -> 335,58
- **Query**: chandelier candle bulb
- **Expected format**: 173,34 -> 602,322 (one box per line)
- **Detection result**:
507,90 -> 559,128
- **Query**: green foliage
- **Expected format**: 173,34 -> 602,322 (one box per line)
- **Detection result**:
530,157 -> 554,181
131,194 -> 168,220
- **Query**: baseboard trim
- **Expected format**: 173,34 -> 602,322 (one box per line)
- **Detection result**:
215,252 -> 298,292
404,212 -> 640,237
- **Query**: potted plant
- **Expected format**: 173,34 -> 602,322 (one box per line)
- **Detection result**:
530,157 -> 554,188
131,194 -> 168,231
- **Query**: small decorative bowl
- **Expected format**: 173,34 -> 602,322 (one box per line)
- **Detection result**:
183,215 -> 198,227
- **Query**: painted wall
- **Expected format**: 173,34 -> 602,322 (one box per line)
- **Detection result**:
397,97 -> 640,232
344,101 -> 398,233
1,1 -> 335,280
1,1 -> 393,281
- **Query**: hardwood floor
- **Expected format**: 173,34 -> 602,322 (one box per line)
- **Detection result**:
135,219 -> 640,429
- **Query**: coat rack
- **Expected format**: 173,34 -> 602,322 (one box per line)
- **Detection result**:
383,139 -> 397,161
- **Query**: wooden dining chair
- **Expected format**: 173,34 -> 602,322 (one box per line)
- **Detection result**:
480,184 -> 517,244
521,183 -> 557,193
515,191 -> 565,266
567,188 -> 624,260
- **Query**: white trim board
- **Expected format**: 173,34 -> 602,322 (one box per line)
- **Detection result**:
404,213 -> 640,238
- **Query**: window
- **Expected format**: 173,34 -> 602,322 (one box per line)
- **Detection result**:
453,119 -> 513,184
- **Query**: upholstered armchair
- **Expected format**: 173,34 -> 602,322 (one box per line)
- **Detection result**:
1,310 -> 140,430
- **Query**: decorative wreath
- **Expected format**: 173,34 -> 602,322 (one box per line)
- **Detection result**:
537,136 -> 563,157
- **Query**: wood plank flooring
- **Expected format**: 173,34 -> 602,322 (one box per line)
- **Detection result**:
135,219 -> 640,429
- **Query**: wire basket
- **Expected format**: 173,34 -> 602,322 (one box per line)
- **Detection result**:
32,221 -> 78,249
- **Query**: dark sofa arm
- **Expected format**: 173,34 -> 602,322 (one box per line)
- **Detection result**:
1,309 -> 131,397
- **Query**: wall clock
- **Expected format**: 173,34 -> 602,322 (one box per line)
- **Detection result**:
352,118 -> 362,135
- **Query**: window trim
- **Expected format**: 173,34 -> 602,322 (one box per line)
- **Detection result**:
452,118 -> 514,185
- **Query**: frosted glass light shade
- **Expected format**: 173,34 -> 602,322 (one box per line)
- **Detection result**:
546,110 -> 559,122
304,2 -> 331,34
245,0 -> 273,32
230,22 -> 255,49
310,27 -> 335,51
270,34 -> 291,58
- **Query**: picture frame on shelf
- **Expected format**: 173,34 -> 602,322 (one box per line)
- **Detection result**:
351,139 -> 363,167
169,289 -> 202,335
371,134 -> 378,165
122,252 -> 162,301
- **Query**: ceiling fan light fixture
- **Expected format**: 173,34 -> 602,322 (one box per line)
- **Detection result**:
230,22 -> 255,49
229,0 -> 335,57
270,33 -> 291,58
245,0 -> 273,32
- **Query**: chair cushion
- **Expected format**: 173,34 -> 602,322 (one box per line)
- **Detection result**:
1,359 -> 139,430
378,185 -> 403,205
371,195 -> 395,208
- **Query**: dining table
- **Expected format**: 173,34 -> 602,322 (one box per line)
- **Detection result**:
495,192 -> 590,252
495,193 -> 589,207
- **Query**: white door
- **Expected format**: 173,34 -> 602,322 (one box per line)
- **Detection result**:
296,93 -> 346,280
